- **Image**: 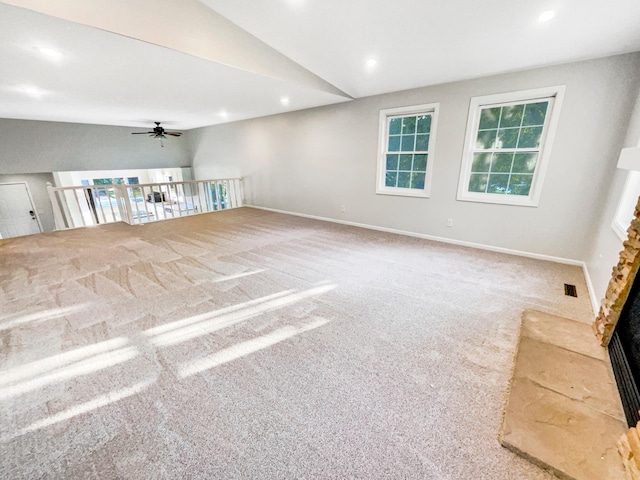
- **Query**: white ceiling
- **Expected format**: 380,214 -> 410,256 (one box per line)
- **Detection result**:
204,0 -> 640,98
1,0 -> 640,131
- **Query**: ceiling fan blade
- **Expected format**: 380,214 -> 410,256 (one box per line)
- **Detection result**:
132,123 -> 180,142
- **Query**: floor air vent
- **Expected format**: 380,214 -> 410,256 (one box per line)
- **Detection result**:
564,284 -> 577,297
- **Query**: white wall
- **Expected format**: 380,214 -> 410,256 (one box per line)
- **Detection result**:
52,168 -> 186,187
585,85 -> 640,308
0,118 -> 189,174
188,126 -> 244,180
189,53 -> 640,261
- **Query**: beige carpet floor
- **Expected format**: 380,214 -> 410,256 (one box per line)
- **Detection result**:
0,207 -> 594,479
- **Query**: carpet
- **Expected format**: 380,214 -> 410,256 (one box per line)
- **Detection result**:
0,207 -> 593,479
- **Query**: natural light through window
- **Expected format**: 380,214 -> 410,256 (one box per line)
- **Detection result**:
376,103 -> 439,197
0,303 -> 88,330
457,86 -> 565,206
0,337 -> 137,400
145,284 -> 336,348
18,379 -> 154,437
178,317 -> 329,378
1,269 -> 339,447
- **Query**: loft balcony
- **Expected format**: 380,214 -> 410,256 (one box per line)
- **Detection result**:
46,178 -> 243,230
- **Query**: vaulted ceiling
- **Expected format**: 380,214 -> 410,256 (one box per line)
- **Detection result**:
1,0 -> 640,130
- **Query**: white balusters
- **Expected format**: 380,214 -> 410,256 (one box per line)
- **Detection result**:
48,178 -> 243,230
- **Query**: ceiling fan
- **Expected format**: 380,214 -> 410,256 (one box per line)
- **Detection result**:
132,122 -> 182,146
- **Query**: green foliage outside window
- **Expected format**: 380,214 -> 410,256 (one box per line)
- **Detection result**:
469,101 -> 548,196
385,114 -> 432,190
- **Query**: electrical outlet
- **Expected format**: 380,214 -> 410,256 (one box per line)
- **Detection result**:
340,205 -> 346,213
446,218 -> 453,227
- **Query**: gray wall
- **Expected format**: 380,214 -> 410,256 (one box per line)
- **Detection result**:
0,173 -> 56,232
189,53 -> 640,261
187,126 -> 243,179
0,118 -> 189,174
585,85 -> 640,306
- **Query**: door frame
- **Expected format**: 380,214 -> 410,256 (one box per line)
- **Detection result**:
0,181 -> 43,236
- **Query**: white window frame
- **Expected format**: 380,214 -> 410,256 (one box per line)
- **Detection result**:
612,170 -> 640,241
456,86 -> 565,207
376,103 -> 439,198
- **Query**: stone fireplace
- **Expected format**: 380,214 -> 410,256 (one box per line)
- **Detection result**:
593,197 -> 640,347
593,196 -> 640,477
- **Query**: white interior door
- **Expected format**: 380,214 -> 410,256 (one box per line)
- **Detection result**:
0,183 -> 42,239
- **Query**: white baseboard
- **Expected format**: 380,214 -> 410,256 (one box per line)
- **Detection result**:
245,204 -> 584,267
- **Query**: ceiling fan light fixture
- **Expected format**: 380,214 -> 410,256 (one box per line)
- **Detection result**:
132,122 -> 182,144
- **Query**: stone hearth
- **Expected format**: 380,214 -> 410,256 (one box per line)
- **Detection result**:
501,310 -> 626,480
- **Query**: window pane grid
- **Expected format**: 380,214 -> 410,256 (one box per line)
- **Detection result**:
478,122 -> 544,131
458,88 -> 563,205
470,100 -> 548,196
471,147 -> 541,155
469,151 -> 537,194
385,153 -> 428,189
384,113 -> 432,190
475,102 -> 548,151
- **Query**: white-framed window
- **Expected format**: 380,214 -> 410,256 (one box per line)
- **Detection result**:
457,86 -> 565,207
376,103 -> 439,197
613,170 -> 640,241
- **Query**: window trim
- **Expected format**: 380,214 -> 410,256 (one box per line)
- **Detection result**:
376,103 -> 439,198
612,170 -> 640,241
456,86 -> 565,207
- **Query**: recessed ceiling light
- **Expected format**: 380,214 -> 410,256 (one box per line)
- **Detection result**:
280,97 -> 290,106
538,10 -> 555,22
219,110 -> 228,118
35,46 -> 63,61
10,85 -> 49,99
366,58 -> 377,68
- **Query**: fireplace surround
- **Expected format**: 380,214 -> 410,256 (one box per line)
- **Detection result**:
593,196 -> 640,476
593,196 -> 640,349
608,289 -> 640,427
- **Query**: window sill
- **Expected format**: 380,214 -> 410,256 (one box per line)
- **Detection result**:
376,187 -> 430,198
612,219 -> 628,242
456,191 -> 539,207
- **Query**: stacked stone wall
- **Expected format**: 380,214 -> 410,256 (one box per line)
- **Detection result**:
593,197 -> 640,478
593,197 -> 640,346
619,424 -> 640,480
